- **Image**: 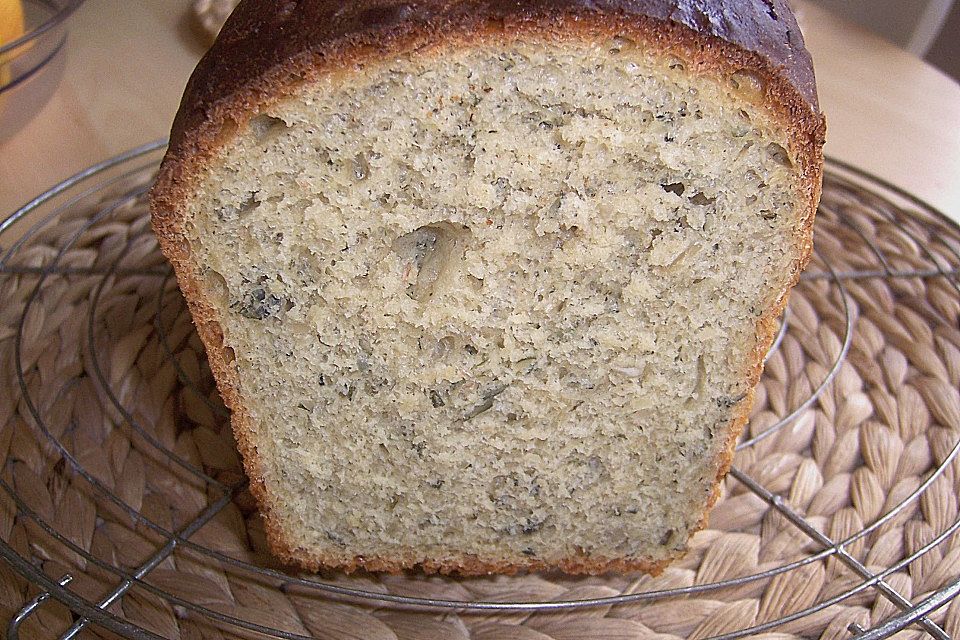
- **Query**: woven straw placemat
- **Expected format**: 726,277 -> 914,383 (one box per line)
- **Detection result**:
0,150 -> 959,640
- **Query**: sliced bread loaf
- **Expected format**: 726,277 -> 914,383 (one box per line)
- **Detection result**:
151,0 -> 825,575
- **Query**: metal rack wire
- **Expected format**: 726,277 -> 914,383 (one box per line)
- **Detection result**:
0,141 -> 958,639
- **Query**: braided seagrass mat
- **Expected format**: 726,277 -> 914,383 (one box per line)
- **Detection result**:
1,143 -> 960,640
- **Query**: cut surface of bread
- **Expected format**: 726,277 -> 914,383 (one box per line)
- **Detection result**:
152,2 -> 825,575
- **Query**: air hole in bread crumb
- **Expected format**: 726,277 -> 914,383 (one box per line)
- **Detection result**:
223,347 -> 236,363
729,70 -> 765,101
659,528 -> 678,546
466,276 -> 484,292
665,55 -> 686,71
689,192 -> 716,206
608,36 -> 636,54
433,336 -> 456,358
249,114 -> 290,144
353,153 -> 370,181
206,269 -> 229,304
661,182 -> 686,196
217,191 -> 260,222
766,143 -> 793,168
429,390 -> 445,408
392,221 -> 473,301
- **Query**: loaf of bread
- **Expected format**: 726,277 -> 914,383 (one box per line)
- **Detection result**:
151,0 -> 825,575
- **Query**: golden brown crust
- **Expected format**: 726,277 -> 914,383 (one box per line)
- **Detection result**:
151,1 -> 825,576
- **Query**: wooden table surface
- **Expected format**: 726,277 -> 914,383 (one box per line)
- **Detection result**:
1,0 -> 959,222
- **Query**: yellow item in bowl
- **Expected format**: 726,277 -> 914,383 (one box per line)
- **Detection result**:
0,0 -> 26,88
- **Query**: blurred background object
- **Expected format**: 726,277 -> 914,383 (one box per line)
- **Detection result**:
811,0 -> 953,56
0,0 -> 86,141
193,0 -> 236,42
926,5 -> 960,82
0,0 -> 26,98
809,0 -> 959,81
0,0 -> 26,54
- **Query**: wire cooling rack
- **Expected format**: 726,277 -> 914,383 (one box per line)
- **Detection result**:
0,141 -> 959,640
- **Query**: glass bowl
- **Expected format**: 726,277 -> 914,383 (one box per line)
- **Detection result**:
0,0 -> 85,142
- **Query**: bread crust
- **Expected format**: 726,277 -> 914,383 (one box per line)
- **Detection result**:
151,0 -> 825,576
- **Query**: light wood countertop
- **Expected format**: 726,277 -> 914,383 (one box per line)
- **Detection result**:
1,0 -> 959,221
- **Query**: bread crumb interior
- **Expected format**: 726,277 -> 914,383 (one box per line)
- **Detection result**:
184,38 -> 804,570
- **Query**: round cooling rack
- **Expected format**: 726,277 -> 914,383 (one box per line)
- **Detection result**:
1,141 -> 959,640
